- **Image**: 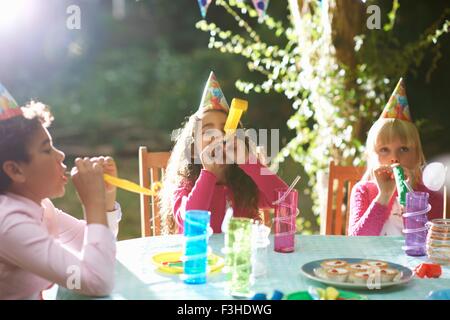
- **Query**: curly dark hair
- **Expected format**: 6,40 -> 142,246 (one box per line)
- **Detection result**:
0,102 -> 53,194
159,110 -> 261,234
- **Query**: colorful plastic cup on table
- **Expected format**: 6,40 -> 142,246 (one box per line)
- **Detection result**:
427,289 -> 450,300
224,98 -> 248,134
252,222 -> 271,278
183,210 -> 211,284
402,191 -> 430,256
273,188 -> 298,253
224,217 -> 253,297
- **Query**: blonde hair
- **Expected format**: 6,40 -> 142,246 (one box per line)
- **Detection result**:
362,118 -> 425,186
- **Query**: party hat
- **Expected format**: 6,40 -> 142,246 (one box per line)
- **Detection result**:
0,83 -> 22,121
197,0 -> 213,19
252,0 -> 270,19
198,71 -> 229,113
380,78 -> 412,122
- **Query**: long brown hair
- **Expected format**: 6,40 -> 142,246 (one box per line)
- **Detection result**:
159,110 -> 260,234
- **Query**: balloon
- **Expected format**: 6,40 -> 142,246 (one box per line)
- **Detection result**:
423,162 -> 446,191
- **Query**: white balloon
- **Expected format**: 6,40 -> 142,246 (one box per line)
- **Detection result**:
423,162 -> 446,191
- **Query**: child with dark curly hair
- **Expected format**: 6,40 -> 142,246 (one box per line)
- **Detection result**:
0,83 -> 121,299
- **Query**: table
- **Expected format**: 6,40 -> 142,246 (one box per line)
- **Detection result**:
56,234 -> 450,300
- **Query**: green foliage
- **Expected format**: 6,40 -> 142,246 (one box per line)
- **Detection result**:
47,44 -> 247,153
196,0 -> 450,229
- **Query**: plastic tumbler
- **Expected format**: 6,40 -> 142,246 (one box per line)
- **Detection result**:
224,217 -> 253,297
273,189 -> 298,253
183,210 -> 211,284
402,192 -> 430,256
252,222 -> 271,278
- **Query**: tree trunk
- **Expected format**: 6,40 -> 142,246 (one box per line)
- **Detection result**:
289,0 -> 366,161
330,0 -> 365,71
330,0 -> 366,146
288,0 -> 366,228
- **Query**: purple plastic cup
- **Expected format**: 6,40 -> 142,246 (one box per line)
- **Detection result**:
273,189 -> 298,253
402,192 -> 430,256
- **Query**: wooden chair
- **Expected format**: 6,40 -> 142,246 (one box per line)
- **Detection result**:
139,146 -> 171,237
323,160 -> 366,235
260,209 -> 273,229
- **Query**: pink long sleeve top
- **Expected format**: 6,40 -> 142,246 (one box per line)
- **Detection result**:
0,192 -> 121,300
348,181 -> 443,236
173,161 -> 288,233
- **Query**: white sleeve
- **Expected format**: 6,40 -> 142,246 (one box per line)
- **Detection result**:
106,202 -> 122,238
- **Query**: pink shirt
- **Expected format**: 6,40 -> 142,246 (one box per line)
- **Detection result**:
0,193 -> 120,299
349,181 -> 443,236
173,161 -> 288,233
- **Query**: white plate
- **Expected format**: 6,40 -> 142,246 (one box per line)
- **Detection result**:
300,258 -> 414,290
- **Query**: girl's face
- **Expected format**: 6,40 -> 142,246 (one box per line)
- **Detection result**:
374,138 -> 417,169
14,124 -> 67,201
197,110 -> 227,152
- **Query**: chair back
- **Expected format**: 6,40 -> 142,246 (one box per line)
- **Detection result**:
139,146 -> 171,237
323,160 -> 366,235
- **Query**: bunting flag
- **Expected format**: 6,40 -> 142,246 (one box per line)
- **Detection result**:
252,0 -> 270,19
196,1 -> 270,20
197,0 -> 213,18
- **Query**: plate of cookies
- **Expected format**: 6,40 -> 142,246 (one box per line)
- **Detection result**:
300,258 -> 414,289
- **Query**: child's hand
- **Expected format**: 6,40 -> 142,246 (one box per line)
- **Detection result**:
90,156 -> 118,191
201,138 -> 226,179
373,165 -> 396,205
90,156 -> 118,211
71,158 -> 107,225
224,133 -> 248,165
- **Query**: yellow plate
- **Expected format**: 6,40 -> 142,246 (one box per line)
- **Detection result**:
151,251 -> 225,274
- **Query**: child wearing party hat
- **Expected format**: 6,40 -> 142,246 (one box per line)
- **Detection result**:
159,72 -> 288,234
0,84 -> 122,299
348,78 -> 443,236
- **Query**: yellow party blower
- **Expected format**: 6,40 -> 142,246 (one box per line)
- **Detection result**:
66,171 -> 157,196
224,98 -> 248,134
103,174 -> 156,196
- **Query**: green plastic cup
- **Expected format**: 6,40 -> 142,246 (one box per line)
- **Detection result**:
224,217 -> 253,297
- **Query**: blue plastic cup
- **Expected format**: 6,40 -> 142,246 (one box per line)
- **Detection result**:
183,210 -> 211,284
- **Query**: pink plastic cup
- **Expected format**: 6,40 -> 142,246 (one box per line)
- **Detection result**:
273,189 -> 298,253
